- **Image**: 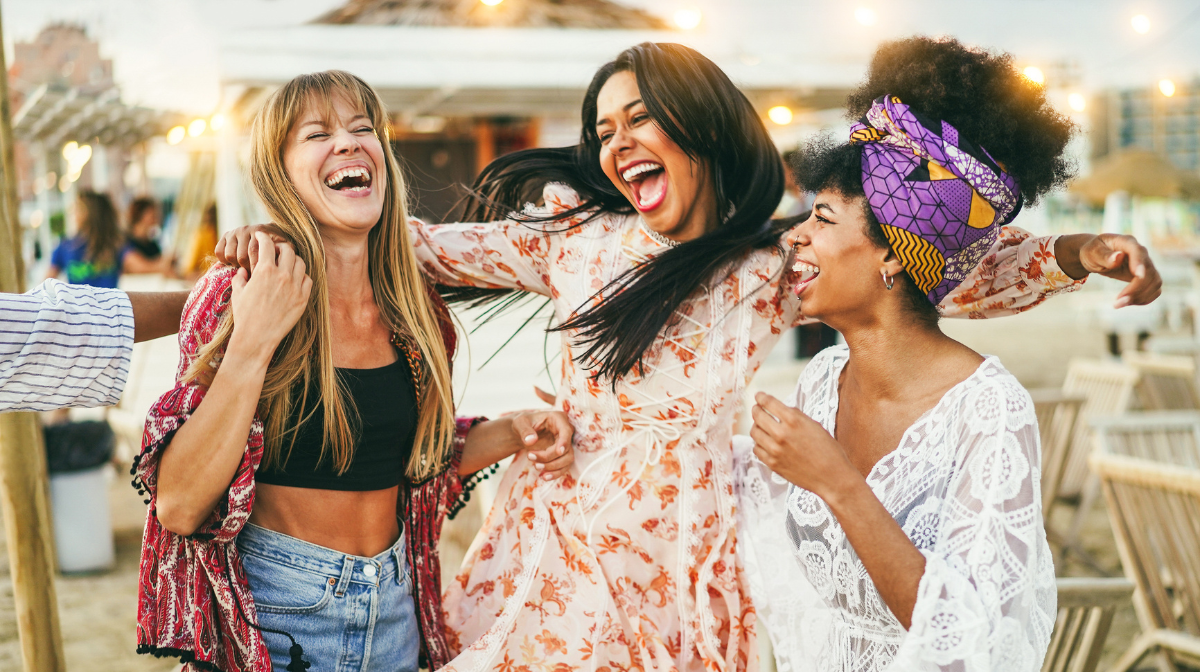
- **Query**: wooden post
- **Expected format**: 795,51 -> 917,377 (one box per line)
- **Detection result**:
0,4 -> 69,671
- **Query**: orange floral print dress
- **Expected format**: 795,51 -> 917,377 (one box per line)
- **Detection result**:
409,184 -> 1082,672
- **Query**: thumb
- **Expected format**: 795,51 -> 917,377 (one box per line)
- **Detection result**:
512,414 -> 538,445
232,267 -> 249,292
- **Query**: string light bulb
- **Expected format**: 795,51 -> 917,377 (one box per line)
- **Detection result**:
1023,66 -> 1045,86
767,106 -> 793,125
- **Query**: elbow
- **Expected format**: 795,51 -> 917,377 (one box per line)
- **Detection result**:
153,495 -> 203,537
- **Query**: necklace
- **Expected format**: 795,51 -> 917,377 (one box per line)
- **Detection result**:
640,221 -> 680,248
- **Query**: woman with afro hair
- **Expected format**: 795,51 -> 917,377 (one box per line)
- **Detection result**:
733,37 -> 1138,672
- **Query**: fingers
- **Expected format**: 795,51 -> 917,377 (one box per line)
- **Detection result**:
511,413 -> 539,446
247,232 -> 260,270
1103,235 -> 1162,307
232,267 -> 249,293
214,235 -> 228,263
251,233 -> 277,274
533,386 -> 557,406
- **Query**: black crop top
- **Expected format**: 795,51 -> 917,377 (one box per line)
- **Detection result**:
256,357 -> 418,491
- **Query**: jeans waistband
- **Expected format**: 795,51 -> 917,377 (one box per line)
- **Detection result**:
237,523 -> 407,588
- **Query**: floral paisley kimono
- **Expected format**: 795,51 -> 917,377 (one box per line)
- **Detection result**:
409,184 -> 1081,672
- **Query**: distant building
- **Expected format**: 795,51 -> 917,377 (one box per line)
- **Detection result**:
1091,82 -> 1200,172
215,0 -> 854,227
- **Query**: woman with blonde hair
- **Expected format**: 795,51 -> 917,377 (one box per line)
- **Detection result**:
132,70 -> 574,672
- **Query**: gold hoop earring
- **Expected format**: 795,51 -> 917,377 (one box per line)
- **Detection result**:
882,271 -> 894,290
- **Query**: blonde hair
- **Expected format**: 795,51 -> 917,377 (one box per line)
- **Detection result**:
184,70 -> 455,481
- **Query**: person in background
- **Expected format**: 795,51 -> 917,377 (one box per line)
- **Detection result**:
48,191 -> 124,288
774,148 -> 810,219
122,196 -> 175,276
180,203 -> 219,281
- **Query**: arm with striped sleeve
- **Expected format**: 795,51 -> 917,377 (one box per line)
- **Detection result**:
0,279 -> 134,412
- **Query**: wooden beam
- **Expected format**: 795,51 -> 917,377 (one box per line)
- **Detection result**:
0,4 -> 68,671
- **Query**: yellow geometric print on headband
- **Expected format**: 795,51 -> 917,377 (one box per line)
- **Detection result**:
881,224 -> 945,295
927,162 -> 957,181
967,190 -> 996,229
850,127 -> 886,143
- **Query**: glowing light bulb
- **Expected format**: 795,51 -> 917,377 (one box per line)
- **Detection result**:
1160,79 -> 1176,97
1023,66 -> 1045,86
1131,14 -> 1151,34
768,106 -> 793,125
854,7 -> 877,26
210,114 -> 226,131
188,119 -> 207,137
167,126 -> 186,145
1068,93 -> 1086,111
480,0 -> 503,5
674,9 -> 702,30
61,141 -> 78,161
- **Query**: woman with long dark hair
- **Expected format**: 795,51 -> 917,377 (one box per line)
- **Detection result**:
736,37 -> 1097,671
219,42 -> 1157,672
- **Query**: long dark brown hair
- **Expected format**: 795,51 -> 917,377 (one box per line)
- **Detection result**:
451,42 -> 787,381
77,190 -> 121,266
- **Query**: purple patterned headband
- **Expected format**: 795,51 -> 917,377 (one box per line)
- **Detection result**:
849,95 -> 1022,304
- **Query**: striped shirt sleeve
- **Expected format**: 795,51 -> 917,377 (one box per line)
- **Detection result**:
0,279 -> 134,412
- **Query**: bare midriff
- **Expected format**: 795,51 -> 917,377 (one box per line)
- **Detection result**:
249,483 -> 401,557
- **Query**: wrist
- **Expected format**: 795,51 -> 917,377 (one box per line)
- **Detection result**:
819,464 -> 869,512
224,333 -> 276,372
1055,234 -> 1093,280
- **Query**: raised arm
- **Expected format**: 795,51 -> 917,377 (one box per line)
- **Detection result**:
152,236 -> 311,537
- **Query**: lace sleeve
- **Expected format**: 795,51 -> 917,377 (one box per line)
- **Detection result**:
733,350 -> 840,672
891,374 -> 1057,671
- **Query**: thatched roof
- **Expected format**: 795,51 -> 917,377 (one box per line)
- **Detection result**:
314,0 -> 672,29
1071,150 -> 1200,204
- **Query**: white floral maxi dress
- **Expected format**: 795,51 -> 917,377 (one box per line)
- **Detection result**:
409,184 -> 1080,672
733,346 -> 1057,672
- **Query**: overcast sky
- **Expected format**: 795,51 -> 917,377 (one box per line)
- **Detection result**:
3,0 -> 1199,113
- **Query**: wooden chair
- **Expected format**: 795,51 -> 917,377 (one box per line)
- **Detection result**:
1043,577 -> 1135,672
1029,388 -> 1088,515
1124,351 -> 1200,411
1089,448 -> 1200,671
1046,360 -> 1140,571
1091,412 -> 1200,469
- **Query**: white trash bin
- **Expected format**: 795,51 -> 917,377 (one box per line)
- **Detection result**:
49,463 -> 115,573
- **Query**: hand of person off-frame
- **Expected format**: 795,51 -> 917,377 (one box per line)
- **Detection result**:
750,392 -> 857,498
1079,233 -> 1162,308
214,224 -> 288,272
510,409 -> 575,481
228,233 -> 313,363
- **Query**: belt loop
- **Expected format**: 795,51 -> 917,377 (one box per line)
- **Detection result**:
334,556 -> 355,597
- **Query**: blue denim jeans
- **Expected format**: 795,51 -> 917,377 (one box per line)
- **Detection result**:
236,523 -> 420,672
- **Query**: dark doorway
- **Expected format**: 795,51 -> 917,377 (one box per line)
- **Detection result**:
392,138 -> 477,222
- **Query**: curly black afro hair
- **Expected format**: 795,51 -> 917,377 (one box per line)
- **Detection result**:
794,36 -> 1076,207
789,37 -> 1077,322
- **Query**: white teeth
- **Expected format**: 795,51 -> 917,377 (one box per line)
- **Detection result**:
324,166 -> 370,189
792,262 -> 820,275
621,162 -> 663,182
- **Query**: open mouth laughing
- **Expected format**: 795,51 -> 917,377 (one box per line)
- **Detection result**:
324,165 -> 373,194
792,259 -> 820,297
620,160 -> 667,211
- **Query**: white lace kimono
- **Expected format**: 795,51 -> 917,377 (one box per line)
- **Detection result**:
734,346 -> 1056,672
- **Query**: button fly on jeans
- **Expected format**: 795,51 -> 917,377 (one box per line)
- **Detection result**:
363,564 -> 377,578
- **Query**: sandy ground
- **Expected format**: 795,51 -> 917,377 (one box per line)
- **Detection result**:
0,273 -> 1180,670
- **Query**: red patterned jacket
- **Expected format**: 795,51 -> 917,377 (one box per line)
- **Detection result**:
133,265 -> 477,671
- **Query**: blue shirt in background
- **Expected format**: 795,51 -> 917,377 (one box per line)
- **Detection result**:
50,237 -> 124,288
